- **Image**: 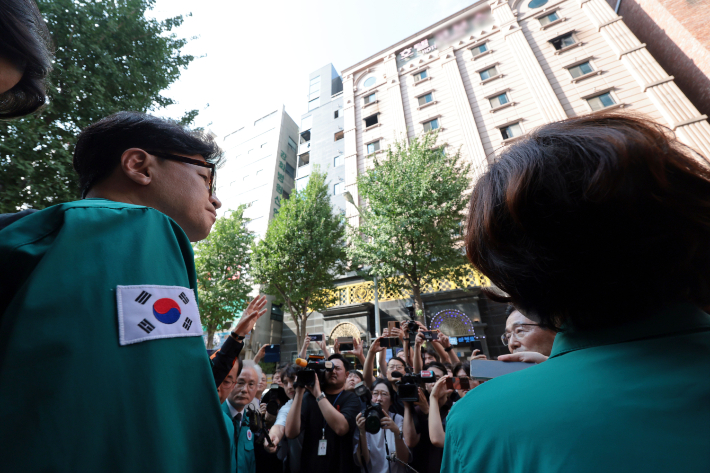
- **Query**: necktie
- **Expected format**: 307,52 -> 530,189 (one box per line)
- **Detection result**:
233,413 -> 242,455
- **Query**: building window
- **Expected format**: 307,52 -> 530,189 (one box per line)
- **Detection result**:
296,176 -> 309,191
550,32 -> 576,50
414,69 -> 428,82
364,114 -> 379,128
568,61 -> 594,79
334,130 -> 344,141
363,76 -> 376,87
284,163 -> 295,179
538,11 -> 560,27
479,65 -> 499,81
334,155 -> 344,167
471,43 -> 488,56
298,152 -> 309,168
308,97 -> 319,111
287,136 -> 297,151
423,118 -> 440,132
309,76 -> 320,100
489,92 -> 509,108
282,191 -> 290,200
528,0 -> 548,8
586,92 -> 616,111
500,122 -> 522,140
367,140 -> 381,154
418,93 -> 434,106
334,182 -> 344,195
256,169 -> 263,176
363,92 -> 376,105
334,110 -> 339,119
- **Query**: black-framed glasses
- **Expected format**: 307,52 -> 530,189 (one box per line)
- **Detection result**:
501,324 -> 539,345
149,151 -> 217,196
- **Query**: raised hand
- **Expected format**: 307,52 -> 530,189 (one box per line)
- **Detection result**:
232,295 -> 268,338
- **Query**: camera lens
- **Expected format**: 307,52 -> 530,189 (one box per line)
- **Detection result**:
365,409 -> 381,434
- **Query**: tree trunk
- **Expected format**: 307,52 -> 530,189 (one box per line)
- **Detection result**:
206,328 -> 215,349
412,286 -> 426,325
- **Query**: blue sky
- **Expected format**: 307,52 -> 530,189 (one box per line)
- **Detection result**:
152,0 -> 474,137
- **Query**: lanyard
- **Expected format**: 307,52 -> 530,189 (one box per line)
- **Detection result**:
383,417 -> 393,473
322,391 -> 343,439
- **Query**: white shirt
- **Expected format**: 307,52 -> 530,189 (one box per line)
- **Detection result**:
227,399 -> 246,420
275,399 -> 293,427
353,413 -> 411,473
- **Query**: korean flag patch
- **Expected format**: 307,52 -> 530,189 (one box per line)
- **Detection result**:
117,285 -> 203,346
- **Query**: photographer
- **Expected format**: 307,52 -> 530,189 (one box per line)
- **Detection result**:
403,362 -> 450,473
285,354 -> 361,472
264,364 -> 300,452
353,379 -> 411,473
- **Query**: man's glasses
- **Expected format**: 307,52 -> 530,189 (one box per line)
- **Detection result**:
501,324 -> 539,345
150,151 -> 217,196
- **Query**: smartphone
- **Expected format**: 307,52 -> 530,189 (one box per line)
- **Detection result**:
308,333 -> 323,342
468,359 -> 534,380
380,337 -> 400,348
452,377 -> 471,390
338,337 -> 354,351
422,331 -> 437,341
388,321 -> 401,331
472,340 -> 484,353
445,377 -> 454,390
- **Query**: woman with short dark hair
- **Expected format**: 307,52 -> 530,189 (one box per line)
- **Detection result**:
443,113 -> 710,473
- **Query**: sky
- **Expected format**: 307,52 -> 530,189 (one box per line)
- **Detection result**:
151,0 -> 475,139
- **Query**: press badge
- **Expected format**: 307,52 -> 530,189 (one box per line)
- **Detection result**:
318,440 -> 327,456
116,285 -> 203,345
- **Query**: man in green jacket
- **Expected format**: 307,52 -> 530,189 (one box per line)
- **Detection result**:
444,114 -> 710,473
0,112 -> 255,472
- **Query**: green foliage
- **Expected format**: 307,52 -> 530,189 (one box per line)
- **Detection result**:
346,132 -> 471,315
194,206 -> 255,348
0,0 -> 198,212
251,170 -> 347,346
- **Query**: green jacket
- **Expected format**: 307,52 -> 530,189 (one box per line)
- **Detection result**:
0,199 -> 230,472
442,303 -> 710,473
221,401 -> 256,473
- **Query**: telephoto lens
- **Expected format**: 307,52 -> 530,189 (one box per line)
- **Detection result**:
364,403 -> 385,434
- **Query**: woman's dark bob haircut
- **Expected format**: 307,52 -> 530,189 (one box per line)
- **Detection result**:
0,0 -> 53,119
465,113 -> 710,331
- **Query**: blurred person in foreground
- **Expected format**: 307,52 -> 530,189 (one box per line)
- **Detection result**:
0,112 -> 272,472
443,113 -> 710,473
497,304 -> 556,364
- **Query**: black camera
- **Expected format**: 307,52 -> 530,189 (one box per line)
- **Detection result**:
246,405 -> 274,448
393,370 -> 436,402
354,382 -> 385,434
261,384 -> 289,426
294,357 -> 334,388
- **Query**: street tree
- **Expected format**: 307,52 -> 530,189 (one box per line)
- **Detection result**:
346,132 -> 471,321
0,0 -> 198,213
194,206 -> 255,349
251,170 -> 347,349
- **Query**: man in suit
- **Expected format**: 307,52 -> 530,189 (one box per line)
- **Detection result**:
223,360 -> 261,473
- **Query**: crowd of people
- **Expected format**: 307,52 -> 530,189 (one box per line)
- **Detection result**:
1,0 -> 709,472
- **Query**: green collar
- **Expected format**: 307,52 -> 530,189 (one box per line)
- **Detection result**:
549,303 -> 710,359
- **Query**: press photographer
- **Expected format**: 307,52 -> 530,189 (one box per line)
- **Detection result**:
285,354 -> 361,472
353,379 -> 411,473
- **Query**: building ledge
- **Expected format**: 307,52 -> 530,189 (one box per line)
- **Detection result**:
363,100 -> 379,109
540,17 -> 567,30
413,76 -> 432,86
480,74 -> 503,85
571,70 -> 603,83
321,302 -> 374,318
589,103 -> 627,113
671,114 -> 708,130
471,49 -> 493,61
365,123 -> 381,132
554,41 -> 583,55
417,100 -> 438,111
490,101 -> 516,113
501,135 -> 526,145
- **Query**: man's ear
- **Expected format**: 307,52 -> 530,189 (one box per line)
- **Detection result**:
120,148 -> 154,187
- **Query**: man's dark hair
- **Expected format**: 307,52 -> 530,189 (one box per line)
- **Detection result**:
328,353 -> 353,373
0,0 -> 53,119
504,304 -> 516,317
422,346 -> 440,363
466,112 -> 710,331
279,363 -> 301,382
347,369 -> 363,381
387,356 -> 407,368
73,111 -> 224,197
423,361 -> 447,375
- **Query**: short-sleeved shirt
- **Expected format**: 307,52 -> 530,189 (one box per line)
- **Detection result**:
0,199 -> 230,472
353,412 -> 411,473
442,303 -> 710,473
275,399 -> 294,427
299,389 -> 361,473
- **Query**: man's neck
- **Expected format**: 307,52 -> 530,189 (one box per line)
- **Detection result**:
228,398 -> 246,414
324,384 -> 344,395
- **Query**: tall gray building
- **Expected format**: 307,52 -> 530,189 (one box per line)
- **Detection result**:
296,64 -> 346,213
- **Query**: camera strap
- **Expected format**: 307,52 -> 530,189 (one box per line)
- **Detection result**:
384,427 -> 393,473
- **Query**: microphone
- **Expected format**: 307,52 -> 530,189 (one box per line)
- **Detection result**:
295,358 -> 308,367
390,371 -> 403,379
386,454 -> 420,473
